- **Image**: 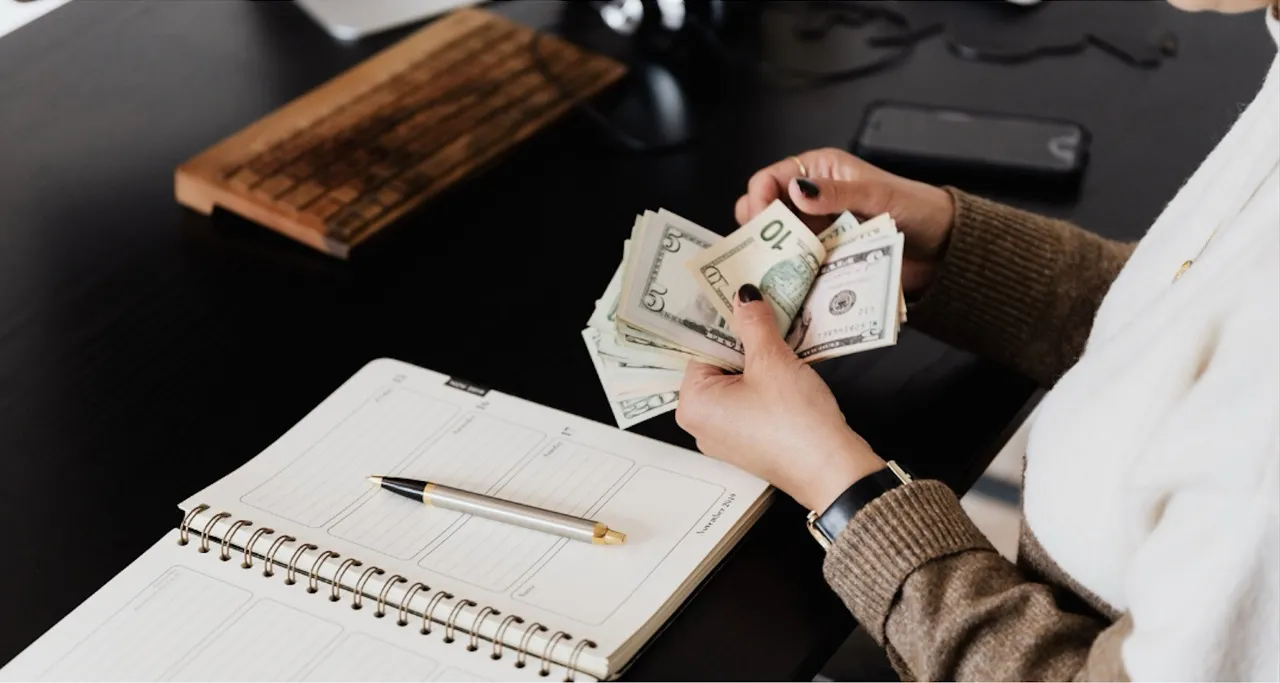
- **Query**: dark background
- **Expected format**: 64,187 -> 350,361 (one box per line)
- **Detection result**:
0,0 -> 1273,679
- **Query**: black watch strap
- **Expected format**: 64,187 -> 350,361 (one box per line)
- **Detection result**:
807,461 -> 912,550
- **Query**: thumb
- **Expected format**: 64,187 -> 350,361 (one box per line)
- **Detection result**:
788,176 -> 890,220
730,284 -> 793,370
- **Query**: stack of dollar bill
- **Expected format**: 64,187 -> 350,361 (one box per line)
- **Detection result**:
583,200 -> 906,428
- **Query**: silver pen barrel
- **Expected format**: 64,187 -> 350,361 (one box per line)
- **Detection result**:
424,483 -> 626,545
368,475 -> 627,545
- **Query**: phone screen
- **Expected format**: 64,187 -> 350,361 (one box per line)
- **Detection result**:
858,104 -> 1085,172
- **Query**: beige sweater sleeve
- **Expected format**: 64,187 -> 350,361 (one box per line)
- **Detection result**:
818,193 -> 1144,677
909,189 -> 1136,388
823,481 -> 1133,681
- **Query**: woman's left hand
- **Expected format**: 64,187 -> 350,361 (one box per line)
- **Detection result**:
675,285 -> 887,513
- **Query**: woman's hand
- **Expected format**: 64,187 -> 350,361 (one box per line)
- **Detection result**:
734,148 -> 955,294
675,285 -> 886,513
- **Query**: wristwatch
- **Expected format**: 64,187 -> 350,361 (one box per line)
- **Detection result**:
806,460 -> 913,551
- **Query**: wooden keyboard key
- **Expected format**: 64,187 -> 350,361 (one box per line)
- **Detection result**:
226,168 -> 261,191
360,163 -> 399,187
277,181 -> 326,211
247,153 -> 287,177
374,187 -> 404,207
307,196 -> 346,222
345,148 -> 374,169
281,161 -> 314,180
252,175 -> 296,199
353,200 -> 384,221
327,209 -> 368,238
365,146 -> 390,163
328,186 -> 360,204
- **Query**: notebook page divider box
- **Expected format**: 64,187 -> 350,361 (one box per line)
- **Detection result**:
175,505 -> 612,681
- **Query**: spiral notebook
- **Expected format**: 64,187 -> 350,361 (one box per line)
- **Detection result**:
1,359 -> 772,682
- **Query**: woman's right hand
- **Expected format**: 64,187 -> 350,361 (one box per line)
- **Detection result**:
734,148 -> 955,295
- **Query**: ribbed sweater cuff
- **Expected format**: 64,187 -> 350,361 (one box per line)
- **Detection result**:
822,480 -> 994,644
909,188 -> 1065,364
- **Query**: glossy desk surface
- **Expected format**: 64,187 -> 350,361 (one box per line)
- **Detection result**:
0,1 -> 1271,678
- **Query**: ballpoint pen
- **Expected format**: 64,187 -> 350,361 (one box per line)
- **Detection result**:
367,475 -> 627,545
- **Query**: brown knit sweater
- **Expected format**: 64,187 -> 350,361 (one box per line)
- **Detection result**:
822,189 -> 1137,681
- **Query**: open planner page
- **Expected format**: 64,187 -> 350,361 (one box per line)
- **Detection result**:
177,358 -> 770,679
1,530 -> 536,682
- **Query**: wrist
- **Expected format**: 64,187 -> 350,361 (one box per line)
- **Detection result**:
797,436 -> 886,513
898,184 -> 953,298
907,182 -> 956,257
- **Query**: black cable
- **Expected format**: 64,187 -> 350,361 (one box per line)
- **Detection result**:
528,29 -> 694,153
687,16 -> 922,88
685,3 -> 937,88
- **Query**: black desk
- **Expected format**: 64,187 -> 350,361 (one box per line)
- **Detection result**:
0,1 -> 1271,679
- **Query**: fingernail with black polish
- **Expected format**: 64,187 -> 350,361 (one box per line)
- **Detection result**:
737,283 -> 763,303
795,177 -> 820,198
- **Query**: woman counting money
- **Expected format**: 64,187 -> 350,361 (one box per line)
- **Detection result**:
674,0 -> 1279,679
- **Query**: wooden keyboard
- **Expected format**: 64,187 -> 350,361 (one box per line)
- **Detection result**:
176,9 -> 625,258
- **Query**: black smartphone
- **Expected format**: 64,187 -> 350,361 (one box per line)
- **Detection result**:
853,101 -> 1089,192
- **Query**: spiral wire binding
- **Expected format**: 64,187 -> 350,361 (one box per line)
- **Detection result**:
331,558 -> 362,601
566,640 -> 598,683
178,505 -> 210,545
398,583 -> 428,626
308,551 -> 340,594
445,600 -> 477,643
219,520 -> 252,561
241,527 -> 274,568
493,614 -> 525,660
177,507 -> 595,680
263,535 -> 296,577
468,607 -> 499,652
515,622 -> 548,669
198,512 -> 230,553
375,575 -> 407,617
540,632 -> 572,677
286,544 -> 318,585
352,566 -> 385,610
420,590 -> 453,635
